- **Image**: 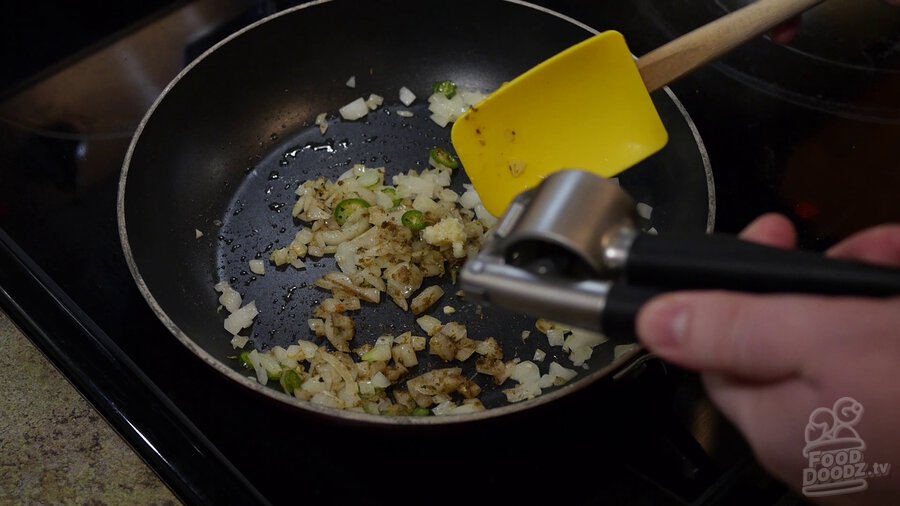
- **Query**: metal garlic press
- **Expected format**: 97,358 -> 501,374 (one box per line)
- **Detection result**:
460,170 -> 900,339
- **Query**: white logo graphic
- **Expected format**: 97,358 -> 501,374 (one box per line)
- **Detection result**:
802,397 -> 891,498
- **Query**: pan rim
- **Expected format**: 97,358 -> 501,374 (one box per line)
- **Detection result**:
117,0 -> 715,426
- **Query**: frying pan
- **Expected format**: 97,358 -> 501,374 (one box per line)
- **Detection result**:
117,0 -> 714,426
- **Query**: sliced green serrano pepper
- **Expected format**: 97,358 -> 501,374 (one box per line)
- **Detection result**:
333,198 -> 371,225
429,147 -> 459,170
401,210 -> 426,231
432,80 -> 457,99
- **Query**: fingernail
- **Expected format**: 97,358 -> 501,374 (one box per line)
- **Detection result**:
639,299 -> 689,348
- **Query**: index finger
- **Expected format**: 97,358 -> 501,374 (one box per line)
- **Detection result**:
826,224 -> 900,268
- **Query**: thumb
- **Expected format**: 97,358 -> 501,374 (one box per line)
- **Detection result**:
636,292 -> 894,380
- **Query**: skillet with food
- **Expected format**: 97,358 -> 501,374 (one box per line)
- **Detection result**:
117,0 -> 715,425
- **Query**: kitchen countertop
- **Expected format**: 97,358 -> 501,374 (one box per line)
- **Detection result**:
0,309 -> 180,505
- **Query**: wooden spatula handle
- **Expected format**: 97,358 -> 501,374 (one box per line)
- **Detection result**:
637,0 -> 824,93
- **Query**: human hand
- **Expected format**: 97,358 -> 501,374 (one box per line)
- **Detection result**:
636,213 -> 900,505
771,0 -> 900,44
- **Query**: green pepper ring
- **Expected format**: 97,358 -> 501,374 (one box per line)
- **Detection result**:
333,198 -> 371,225
432,80 -> 457,99
429,147 -> 459,170
401,210 -> 426,231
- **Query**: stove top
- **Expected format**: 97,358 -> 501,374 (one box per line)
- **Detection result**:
3,0 -> 897,504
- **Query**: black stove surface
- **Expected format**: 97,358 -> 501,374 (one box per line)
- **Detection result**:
3,0 -> 897,504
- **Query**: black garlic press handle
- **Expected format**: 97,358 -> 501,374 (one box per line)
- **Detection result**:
601,284 -> 662,340
624,233 -> 900,297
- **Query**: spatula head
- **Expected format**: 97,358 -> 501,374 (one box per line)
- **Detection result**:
451,30 -> 668,217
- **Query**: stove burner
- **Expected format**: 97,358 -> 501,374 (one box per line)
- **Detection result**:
641,0 -> 900,122
714,0 -> 900,71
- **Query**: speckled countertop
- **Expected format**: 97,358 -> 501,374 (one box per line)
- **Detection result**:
0,309 -> 180,505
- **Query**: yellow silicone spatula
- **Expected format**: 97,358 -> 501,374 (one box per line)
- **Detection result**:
451,0 -> 823,217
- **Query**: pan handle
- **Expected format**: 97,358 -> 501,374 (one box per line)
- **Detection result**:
622,233 -> 900,297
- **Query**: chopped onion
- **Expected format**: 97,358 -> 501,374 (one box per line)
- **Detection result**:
412,194 -> 438,213
297,339 -> 319,360
392,173 -> 436,195
247,350 -> 268,385
410,285 -> 444,315
416,315 -> 442,336
548,361 -> 577,383
504,361 -> 543,402
563,328 -> 608,367
427,94 -> 469,122
477,342 -> 503,361
371,371 -> 390,389
399,86 -> 416,106
447,401 -> 485,415
223,301 -> 258,335
569,346 -> 593,367
218,291 -> 242,313
272,346 -> 299,369
392,343 -> 418,367
308,318 -> 325,336
336,166 -> 355,181
429,113 -> 450,128
214,282 -> 242,313
396,110 -> 414,118
431,400 -> 457,416
375,190 -> 394,209
285,344 -> 303,359
636,202 -> 654,220
458,89 -> 487,106
310,391 -> 342,408
458,187 -> 481,210
195,229 -> 203,239
358,379 -> 376,397
339,97 -> 369,120
345,75 -> 356,88
361,335 -> 393,362
365,93 -> 384,110
315,112 -> 328,134
230,334 -> 249,349
563,328 -> 609,352
511,361 -> 540,384
473,204 -> 498,227
249,259 -> 265,275
257,352 -> 282,377
546,328 -> 566,347
614,343 -> 640,360
355,166 -> 381,187
302,377 -> 328,395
